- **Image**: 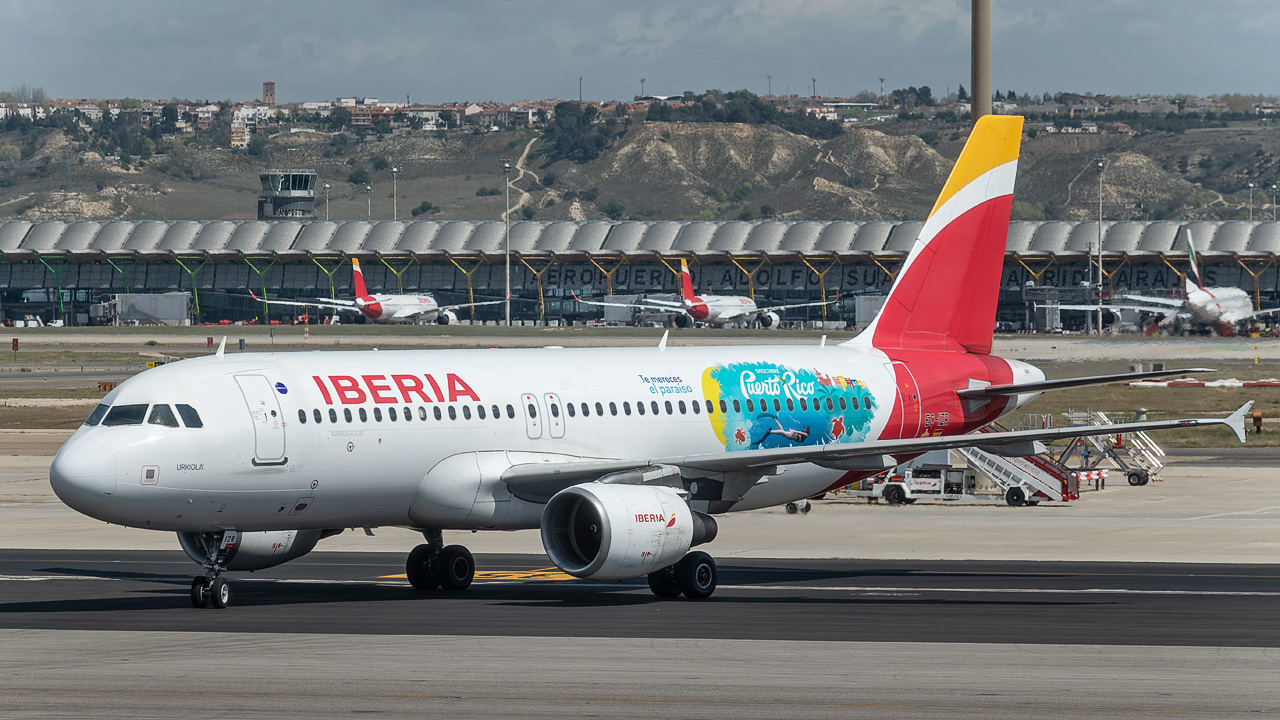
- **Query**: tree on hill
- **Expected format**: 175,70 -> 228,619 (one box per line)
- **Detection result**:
644,90 -> 842,140
542,101 -> 615,162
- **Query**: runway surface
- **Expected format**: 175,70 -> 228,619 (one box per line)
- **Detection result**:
3,551 -> 1279,719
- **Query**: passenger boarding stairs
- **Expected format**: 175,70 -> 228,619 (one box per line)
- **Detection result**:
1058,409 -> 1164,485
955,424 -> 1079,502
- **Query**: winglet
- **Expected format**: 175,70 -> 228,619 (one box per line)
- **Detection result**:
658,329 -> 669,351
248,287 -> 262,302
216,336 -> 226,358
1226,401 -> 1254,443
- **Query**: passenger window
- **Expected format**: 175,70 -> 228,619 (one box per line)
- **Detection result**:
746,399 -> 754,412
773,398 -> 782,412
329,409 -> 338,423
419,407 -> 428,421
800,398 -> 808,411
344,408 -> 353,423
402,406 -> 411,422
636,401 -> 645,416
732,399 -> 741,413
567,403 -> 576,417
719,400 -> 728,413
373,407 -> 381,422
85,403 -> 109,426
176,404 -> 203,428
506,404 -> 515,419
492,405 -> 500,419
359,408 -> 369,422
665,401 -> 673,415
462,406 -> 471,420
148,404 -> 180,427
651,401 -> 659,415
449,406 -> 458,420
706,399 -> 714,414
526,404 -> 536,419
826,398 -> 834,411
678,400 -> 686,414
434,407 -> 443,421
478,405 -> 487,420
852,396 -> 860,410
595,402 -> 604,416
313,409 -> 322,423
581,402 -> 590,417
691,400 -> 699,414
297,409 -> 307,424
786,398 -> 794,412
390,407 -> 399,422
550,404 -> 559,418
609,402 -> 617,416
623,402 -> 632,416
103,404 -> 148,426
839,397 -> 847,411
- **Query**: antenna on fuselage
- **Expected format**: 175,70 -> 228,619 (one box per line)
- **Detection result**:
658,330 -> 669,351
215,336 -> 226,358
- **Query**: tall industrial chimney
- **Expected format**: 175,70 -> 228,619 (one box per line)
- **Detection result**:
971,0 -> 991,124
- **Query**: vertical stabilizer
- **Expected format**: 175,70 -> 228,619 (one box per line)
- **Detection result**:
352,258 -> 370,298
847,115 -> 1023,354
679,259 -> 697,302
1186,232 -> 1205,290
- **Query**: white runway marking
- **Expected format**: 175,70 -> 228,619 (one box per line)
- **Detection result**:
1185,505 -> 1280,520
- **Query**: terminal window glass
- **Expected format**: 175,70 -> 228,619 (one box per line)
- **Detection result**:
103,404 -> 148,426
84,404 -> 109,426
176,404 -> 203,428
148,404 -> 180,427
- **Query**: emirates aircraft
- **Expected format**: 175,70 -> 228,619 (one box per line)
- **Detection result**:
51,116 -> 1249,610
250,258 -> 502,324
1061,236 -> 1280,336
575,259 -> 837,328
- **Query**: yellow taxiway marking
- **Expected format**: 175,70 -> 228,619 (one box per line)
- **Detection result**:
380,568 -> 574,582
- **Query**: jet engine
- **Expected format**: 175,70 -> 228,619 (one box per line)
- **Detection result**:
758,311 -> 781,329
435,309 -> 459,326
178,529 -> 323,571
673,314 -> 693,328
541,483 -> 717,580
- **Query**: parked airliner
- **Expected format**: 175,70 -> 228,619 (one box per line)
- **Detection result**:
1060,235 -> 1280,336
51,116 -> 1248,609
575,259 -> 837,328
250,258 -> 503,324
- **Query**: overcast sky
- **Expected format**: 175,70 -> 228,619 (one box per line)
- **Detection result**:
3,0 -> 1277,104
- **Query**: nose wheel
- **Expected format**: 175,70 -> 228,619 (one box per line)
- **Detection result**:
190,576 -> 232,609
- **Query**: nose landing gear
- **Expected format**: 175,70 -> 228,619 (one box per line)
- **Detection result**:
187,531 -> 235,609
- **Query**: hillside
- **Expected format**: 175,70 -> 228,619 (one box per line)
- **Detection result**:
2,118 -> 1277,224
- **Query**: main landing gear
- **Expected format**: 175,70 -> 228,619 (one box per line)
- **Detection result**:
646,551 -> 718,600
406,528 -> 475,592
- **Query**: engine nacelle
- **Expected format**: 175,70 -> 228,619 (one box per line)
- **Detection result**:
541,483 -> 716,580
435,309 -> 459,326
758,311 -> 781,329
673,313 -> 693,328
178,529 -> 323,571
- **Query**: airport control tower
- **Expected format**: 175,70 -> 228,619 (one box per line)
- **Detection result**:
257,169 -> 317,220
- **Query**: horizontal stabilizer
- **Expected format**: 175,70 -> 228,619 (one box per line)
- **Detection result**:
956,368 -> 1216,398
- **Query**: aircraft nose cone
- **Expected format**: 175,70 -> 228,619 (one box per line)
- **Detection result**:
50,437 -> 117,512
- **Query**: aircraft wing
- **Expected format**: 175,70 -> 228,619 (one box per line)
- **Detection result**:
246,290 -> 359,312
1054,303 -> 1178,315
956,367 -> 1216,398
572,293 -> 685,312
758,297 -> 840,314
1234,306 -> 1280,322
1118,294 -> 1185,308
503,402 -> 1252,502
438,299 -> 507,313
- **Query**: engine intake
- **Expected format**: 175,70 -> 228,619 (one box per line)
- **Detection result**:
759,311 -> 781,329
178,529 -> 324,571
541,483 -> 715,580
435,309 -> 459,326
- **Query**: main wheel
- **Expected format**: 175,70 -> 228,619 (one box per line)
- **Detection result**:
189,577 -> 209,608
785,502 -> 798,514
209,577 -> 231,609
434,545 -> 474,591
1005,486 -> 1027,507
647,566 -> 682,598
883,485 -> 907,505
677,551 -> 717,600
1128,472 -> 1147,486
406,544 -> 440,591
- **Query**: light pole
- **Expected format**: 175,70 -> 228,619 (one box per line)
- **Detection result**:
501,158 -> 512,326
640,78 -> 645,97
1248,181 -> 1255,221
1095,158 -> 1106,334
323,183 -> 330,222
391,166 -> 399,220
767,74 -> 771,97
1272,183 -> 1278,221
365,185 -> 372,221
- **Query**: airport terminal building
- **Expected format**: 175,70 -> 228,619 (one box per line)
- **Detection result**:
2,218 -> 1279,329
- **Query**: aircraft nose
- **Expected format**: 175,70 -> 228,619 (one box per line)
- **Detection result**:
50,437 -> 117,512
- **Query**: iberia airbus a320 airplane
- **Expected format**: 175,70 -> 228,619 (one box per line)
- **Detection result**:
250,258 -> 503,324
51,116 -> 1250,609
576,259 -> 837,328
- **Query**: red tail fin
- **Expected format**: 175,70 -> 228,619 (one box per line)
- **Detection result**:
680,260 -> 696,301
850,115 -> 1023,355
352,258 -> 370,298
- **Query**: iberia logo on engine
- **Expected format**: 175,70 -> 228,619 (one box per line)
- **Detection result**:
636,513 -> 665,523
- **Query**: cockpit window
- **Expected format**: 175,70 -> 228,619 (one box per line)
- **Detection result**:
102,404 -> 148,426
147,404 -> 180,427
84,403 -> 109,426
175,404 -> 203,428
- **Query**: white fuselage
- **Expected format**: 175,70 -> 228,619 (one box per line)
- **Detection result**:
356,294 -> 441,323
49,345 -> 1039,536
688,295 -> 759,326
1185,285 -> 1254,326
